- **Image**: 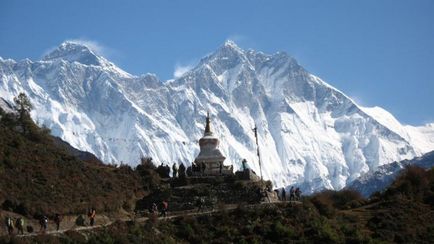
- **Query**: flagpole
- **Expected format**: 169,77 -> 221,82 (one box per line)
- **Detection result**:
253,125 -> 263,182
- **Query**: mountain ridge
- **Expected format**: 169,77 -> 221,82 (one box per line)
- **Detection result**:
347,150 -> 434,197
1,40 -> 433,193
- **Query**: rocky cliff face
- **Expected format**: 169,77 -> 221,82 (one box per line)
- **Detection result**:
1,40 -> 433,193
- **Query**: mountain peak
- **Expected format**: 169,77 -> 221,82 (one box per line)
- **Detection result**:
195,40 -> 247,71
42,41 -> 106,66
221,39 -> 244,54
224,39 -> 239,48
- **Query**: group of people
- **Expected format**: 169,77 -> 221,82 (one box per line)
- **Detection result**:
4,214 -> 61,235
191,162 -> 207,174
149,201 -> 169,217
88,208 -> 96,226
4,208 -> 96,236
280,186 -> 302,201
192,162 -> 228,175
157,163 -> 187,178
5,216 -> 25,235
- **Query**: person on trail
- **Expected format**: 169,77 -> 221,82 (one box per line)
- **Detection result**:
274,189 -> 280,200
196,197 -> 205,212
281,187 -> 286,201
150,202 -> 158,215
295,187 -> 302,200
39,215 -> 48,233
178,163 -> 186,178
160,201 -> 168,217
54,213 -> 62,231
289,186 -> 296,201
15,217 -> 24,235
201,162 -> 206,175
172,163 -> 178,178
5,216 -> 14,235
192,162 -> 198,173
88,208 -> 96,226
164,165 -> 171,177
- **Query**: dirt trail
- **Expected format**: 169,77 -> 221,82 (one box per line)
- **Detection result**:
5,200 -> 302,238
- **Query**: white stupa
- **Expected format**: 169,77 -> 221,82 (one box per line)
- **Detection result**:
194,112 -> 232,175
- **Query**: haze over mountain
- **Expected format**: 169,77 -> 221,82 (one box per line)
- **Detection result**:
1,40 -> 433,193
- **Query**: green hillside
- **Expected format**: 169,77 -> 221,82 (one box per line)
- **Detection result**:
0,103 -> 144,217
81,166 -> 434,243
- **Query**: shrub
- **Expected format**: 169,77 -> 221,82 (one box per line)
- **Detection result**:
311,189 -> 365,217
311,193 -> 336,218
385,166 -> 432,202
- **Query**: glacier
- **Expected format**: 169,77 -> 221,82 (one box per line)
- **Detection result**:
1,40 -> 433,193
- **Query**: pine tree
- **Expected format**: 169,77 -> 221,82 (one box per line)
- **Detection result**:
14,92 -> 33,114
13,92 -> 33,135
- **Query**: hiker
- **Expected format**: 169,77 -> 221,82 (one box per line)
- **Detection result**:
242,159 -> 247,171
5,216 -> 14,235
289,186 -> 296,201
149,202 -> 158,215
160,201 -> 168,217
192,162 -> 198,173
54,213 -> 62,231
274,189 -> 280,200
295,187 -> 302,200
172,163 -> 178,178
164,165 -> 171,177
196,197 -> 205,212
39,215 -> 48,232
179,163 -> 186,178
88,208 -> 96,226
15,217 -> 24,235
281,187 -> 286,201
201,162 -> 206,174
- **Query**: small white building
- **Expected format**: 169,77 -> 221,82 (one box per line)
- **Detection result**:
193,112 -> 232,176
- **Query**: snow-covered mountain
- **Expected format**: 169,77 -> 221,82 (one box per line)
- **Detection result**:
347,150 -> 434,197
1,40 -> 433,193
0,97 -> 14,114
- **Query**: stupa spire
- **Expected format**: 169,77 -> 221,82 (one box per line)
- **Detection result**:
204,111 -> 212,136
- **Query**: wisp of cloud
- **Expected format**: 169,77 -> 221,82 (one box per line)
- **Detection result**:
173,63 -> 194,79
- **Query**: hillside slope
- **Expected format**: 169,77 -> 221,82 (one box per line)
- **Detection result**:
0,106 -> 144,217
9,166 -> 433,243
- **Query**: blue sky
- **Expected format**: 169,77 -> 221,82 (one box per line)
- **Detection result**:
1,0 -> 433,125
